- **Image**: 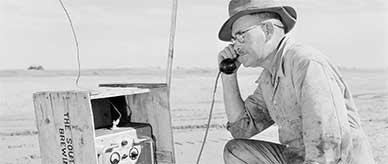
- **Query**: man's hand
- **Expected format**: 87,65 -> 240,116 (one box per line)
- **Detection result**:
217,45 -> 246,123
218,44 -> 241,74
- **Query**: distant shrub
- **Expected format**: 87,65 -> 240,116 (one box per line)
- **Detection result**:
27,65 -> 44,71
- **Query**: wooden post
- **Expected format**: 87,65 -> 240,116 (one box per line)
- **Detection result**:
166,0 -> 178,92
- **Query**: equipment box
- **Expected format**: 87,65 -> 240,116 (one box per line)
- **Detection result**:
33,83 -> 175,164
95,123 -> 154,164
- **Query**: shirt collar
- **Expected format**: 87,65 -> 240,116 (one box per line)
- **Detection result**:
271,36 -> 289,79
255,36 -> 292,84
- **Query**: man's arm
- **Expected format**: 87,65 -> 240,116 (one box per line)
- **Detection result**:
218,44 -> 245,123
218,45 -> 274,138
293,59 -> 350,164
222,73 -> 274,139
222,73 -> 246,122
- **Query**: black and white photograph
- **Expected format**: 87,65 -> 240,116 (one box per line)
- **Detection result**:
1,0 -> 387,163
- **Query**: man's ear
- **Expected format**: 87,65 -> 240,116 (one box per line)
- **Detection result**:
262,22 -> 274,42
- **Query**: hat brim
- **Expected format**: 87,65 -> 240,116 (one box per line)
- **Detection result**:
218,6 -> 296,41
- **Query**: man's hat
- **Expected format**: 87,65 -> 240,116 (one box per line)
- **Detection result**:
218,0 -> 297,41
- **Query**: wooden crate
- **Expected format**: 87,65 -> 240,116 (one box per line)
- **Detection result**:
33,83 -> 175,164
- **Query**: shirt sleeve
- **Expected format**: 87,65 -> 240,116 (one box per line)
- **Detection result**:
294,60 -> 344,164
227,85 -> 274,139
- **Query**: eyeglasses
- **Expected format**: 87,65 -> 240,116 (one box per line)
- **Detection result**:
231,23 -> 284,44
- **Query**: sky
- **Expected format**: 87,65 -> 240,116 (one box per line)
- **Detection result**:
1,0 -> 388,70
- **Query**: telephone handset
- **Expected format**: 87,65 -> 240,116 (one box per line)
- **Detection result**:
219,58 -> 237,74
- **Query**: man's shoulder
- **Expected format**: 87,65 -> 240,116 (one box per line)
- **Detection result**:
284,42 -> 330,69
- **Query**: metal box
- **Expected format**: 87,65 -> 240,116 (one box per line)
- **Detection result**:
95,123 -> 154,164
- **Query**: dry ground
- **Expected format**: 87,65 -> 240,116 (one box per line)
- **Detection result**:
0,68 -> 387,163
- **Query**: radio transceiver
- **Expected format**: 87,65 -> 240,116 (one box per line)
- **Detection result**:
95,123 -> 154,164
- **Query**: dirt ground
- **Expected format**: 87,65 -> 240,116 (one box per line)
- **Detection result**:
0,68 -> 387,164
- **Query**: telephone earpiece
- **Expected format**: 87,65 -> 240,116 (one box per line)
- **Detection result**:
219,58 -> 237,74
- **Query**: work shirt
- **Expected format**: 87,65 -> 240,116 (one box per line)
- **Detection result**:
227,37 -> 375,164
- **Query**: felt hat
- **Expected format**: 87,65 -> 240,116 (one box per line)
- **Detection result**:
218,0 -> 297,41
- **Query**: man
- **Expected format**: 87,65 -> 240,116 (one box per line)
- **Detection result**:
217,0 -> 375,163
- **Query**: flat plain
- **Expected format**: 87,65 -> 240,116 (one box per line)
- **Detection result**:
0,68 -> 387,164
